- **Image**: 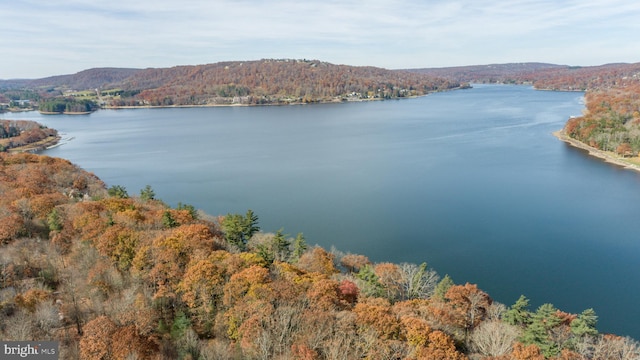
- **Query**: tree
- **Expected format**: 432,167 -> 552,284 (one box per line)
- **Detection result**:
162,210 -> 179,228
107,185 -> 128,198
616,142 -> 633,156
340,253 -> 370,273
511,342 -> 545,360
470,320 -> 520,357
354,297 -> 402,340
222,209 -> 260,250
434,274 -> 454,300
178,257 -> 227,334
79,315 -> 117,360
415,330 -> 468,360
570,308 -> 598,337
291,232 -> 307,261
398,262 -> 439,300
272,228 -> 291,262
355,264 -> 384,297
296,246 -> 338,276
139,184 -> 155,201
504,295 -> 532,327
520,303 -> 563,358
443,283 -> 493,339
47,208 -> 63,232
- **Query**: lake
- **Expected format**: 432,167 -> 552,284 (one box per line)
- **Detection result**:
4,84 -> 639,339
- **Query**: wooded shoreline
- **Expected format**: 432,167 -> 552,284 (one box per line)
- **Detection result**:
553,130 -> 640,172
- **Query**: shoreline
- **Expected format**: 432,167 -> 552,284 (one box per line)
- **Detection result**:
553,129 -> 640,173
102,86 -> 469,110
6,135 -> 61,153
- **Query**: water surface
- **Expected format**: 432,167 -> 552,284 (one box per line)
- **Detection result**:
4,85 -> 639,338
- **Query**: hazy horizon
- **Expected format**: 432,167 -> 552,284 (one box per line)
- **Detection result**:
2,0 -> 640,79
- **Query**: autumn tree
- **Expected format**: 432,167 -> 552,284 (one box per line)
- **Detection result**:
433,283 -> 492,341
415,330 -> 468,360
340,253 -> 370,273
79,315 -> 118,359
470,320 -> 521,357
177,251 -> 228,335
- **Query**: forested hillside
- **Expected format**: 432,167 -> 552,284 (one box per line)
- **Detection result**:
1,60 -> 463,108
0,151 -> 638,359
410,62 -> 640,91
407,63 -> 566,85
114,59 -> 463,106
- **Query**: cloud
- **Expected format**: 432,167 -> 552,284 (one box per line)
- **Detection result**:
1,0 -> 640,78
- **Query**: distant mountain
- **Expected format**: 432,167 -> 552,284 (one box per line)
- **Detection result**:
406,62 -> 567,83
408,62 -> 640,91
23,68 -> 143,90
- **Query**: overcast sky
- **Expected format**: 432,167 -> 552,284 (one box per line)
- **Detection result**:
2,0 -> 640,79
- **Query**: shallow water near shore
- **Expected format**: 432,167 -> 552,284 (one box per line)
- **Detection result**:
4,84 -> 640,339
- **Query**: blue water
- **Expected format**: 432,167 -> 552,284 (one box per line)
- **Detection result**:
4,84 -> 639,338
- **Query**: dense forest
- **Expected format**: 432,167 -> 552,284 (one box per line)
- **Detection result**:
114,59 -> 463,106
1,60 -> 464,108
562,82 -> 640,155
0,151 -> 638,359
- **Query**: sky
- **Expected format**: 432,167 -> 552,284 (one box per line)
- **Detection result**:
1,0 -> 640,79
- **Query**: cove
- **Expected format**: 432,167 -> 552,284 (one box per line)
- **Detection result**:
4,84 -> 639,339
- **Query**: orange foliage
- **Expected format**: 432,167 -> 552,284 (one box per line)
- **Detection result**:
79,316 -> 118,360
223,265 -> 272,306
443,283 -> 492,332
14,288 -> 51,312
306,277 -> 343,311
415,330 -> 467,360
297,246 -> 339,275
340,253 -> 370,272
110,324 -> 158,359
354,297 -> 402,340
511,342 -> 545,360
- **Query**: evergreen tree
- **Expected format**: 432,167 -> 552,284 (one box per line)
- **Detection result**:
356,264 -> 384,297
291,232 -> 307,261
47,208 -> 63,232
177,202 -> 197,219
434,274 -> 454,300
162,210 -> 179,228
504,295 -> 532,327
221,209 -> 260,251
243,209 -> 260,238
107,185 -> 129,199
520,303 -> 562,358
139,185 -> 155,201
272,228 -> 291,262
570,308 -> 598,337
